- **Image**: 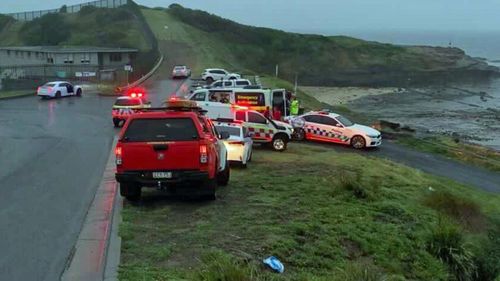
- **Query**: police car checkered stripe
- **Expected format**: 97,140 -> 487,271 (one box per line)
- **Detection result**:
248,127 -> 274,139
305,126 -> 349,141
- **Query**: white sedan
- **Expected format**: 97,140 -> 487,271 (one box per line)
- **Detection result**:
37,81 -> 83,99
201,68 -> 241,84
291,111 -> 382,149
171,65 -> 191,79
215,122 -> 253,168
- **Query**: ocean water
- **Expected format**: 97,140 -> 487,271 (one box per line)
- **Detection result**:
342,30 -> 500,61
322,29 -> 500,150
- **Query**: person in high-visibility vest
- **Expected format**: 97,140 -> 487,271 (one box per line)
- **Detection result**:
290,97 -> 300,115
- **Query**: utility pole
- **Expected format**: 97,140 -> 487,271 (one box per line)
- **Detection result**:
275,64 -> 279,77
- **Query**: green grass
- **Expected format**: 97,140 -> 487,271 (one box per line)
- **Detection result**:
0,6 -> 150,51
141,8 -> 246,75
119,143 -> 500,281
0,90 -> 34,99
397,136 -> 500,172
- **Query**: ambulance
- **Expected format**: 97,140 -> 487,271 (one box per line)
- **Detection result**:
188,88 -> 290,118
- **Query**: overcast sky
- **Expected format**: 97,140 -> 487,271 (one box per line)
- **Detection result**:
1,0 -> 499,33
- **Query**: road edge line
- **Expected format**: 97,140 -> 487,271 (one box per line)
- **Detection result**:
61,137 -> 119,281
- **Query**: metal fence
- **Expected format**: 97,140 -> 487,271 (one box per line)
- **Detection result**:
0,65 -> 128,91
6,0 -> 128,21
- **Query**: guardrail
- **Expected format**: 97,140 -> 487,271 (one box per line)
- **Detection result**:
116,54 -> 164,92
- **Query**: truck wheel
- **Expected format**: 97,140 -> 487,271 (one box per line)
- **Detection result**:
76,89 -> 82,97
294,128 -> 306,141
120,183 -> 141,201
202,178 -> 217,200
272,135 -> 287,152
206,77 -> 214,84
351,135 -> 366,149
217,164 -> 230,186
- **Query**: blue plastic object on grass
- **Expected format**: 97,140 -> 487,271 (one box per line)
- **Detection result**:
263,256 -> 284,273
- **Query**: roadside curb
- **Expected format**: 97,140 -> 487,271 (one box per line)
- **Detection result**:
0,92 -> 34,100
61,137 -> 119,281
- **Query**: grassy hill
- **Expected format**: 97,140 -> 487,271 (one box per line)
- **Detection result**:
0,5 -> 150,50
146,4 -> 498,86
0,3 -> 158,81
119,144 -> 500,281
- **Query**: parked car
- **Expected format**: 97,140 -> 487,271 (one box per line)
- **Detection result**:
214,121 -> 253,168
208,79 -> 252,89
114,99 -> 230,201
201,68 -> 241,84
292,111 -> 382,149
172,65 -> 191,79
112,96 -> 151,128
37,81 -> 82,99
234,109 -> 293,152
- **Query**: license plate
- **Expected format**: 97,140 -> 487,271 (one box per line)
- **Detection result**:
152,172 -> 172,179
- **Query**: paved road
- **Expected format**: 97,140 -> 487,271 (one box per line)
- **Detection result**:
309,140 -> 500,193
0,78 -> 186,281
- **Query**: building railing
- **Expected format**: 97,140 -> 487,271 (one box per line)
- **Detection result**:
6,0 -> 128,21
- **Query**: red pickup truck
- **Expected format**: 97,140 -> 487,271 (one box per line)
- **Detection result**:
115,100 -> 230,201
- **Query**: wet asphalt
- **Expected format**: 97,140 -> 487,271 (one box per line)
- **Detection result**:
0,78 -> 186,281
310,140 -> 500,193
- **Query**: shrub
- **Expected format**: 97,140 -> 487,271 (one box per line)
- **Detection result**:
427,219 -> 477,281
473,224 -> 500,281
20,13 -> 70,45
424,191 -> 485,231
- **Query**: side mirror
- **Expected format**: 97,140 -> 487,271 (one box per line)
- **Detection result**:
246,132 -> 254,138
219,131 -> 230,140
335,123 -> 343,128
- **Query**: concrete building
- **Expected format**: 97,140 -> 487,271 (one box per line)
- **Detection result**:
0,46 -> 138,67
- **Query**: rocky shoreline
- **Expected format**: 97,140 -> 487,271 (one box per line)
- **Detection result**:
303,81 -> 500,151
300,46 -> 500,87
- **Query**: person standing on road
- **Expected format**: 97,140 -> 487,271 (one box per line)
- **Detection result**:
290,96 -> 300,116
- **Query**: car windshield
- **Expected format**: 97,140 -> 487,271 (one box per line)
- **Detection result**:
174,66 -> 185,70
114,98 -> 141,106
123,118 -> 198,142
336,115 -> 354,127
216,126 -> 241,137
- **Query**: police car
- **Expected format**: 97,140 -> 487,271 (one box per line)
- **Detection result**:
112,96 -> 151,127
292,111 -> 382,149
234,109 -> 293,152
214,121 -> 253,168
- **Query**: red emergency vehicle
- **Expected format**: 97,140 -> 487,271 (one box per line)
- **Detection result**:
114,100 -> 230,201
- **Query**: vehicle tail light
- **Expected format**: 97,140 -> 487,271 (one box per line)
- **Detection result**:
115,145 -> 123,165
200,144 -> 208,164
229,141 -> 244,145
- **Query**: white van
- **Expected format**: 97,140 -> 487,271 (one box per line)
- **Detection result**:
188,88 -> 290,118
